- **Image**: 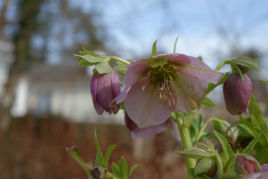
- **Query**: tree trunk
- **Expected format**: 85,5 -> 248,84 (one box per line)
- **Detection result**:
0,0 -> 44,131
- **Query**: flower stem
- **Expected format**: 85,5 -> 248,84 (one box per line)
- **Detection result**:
110,56 -> 130,65
175,115 -> 196,178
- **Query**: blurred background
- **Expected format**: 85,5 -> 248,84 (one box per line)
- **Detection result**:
0,0 -> 267,178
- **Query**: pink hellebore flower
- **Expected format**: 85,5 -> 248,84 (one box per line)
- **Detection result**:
124,112 -> 180,140
223,73 -> 252,115
116,54 -> 222,129
90,71 -> 121,114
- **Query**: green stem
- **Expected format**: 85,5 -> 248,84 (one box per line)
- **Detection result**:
215,60 -> 226,71
110,56 -> 130,65
175,115 -> 196,178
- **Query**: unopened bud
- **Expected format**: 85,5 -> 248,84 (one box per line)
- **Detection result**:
223,73 -> 252,115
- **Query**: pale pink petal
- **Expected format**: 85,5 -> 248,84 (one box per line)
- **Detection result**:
173,73 -> 208,112
125,76 -> 174,128
167,54 -> 191,66
132,120 -> 170,138
176,56 -> 222,84
90,74 -> 104,114
116,60 -> 150,104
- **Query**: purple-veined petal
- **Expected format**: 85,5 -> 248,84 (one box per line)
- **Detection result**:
116,60 -> 150,104
90,74 -> 104,114
131,120 -> 169,138
125,76 -> 174,128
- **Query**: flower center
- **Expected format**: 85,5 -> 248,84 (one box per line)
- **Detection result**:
148,64 -> 177,107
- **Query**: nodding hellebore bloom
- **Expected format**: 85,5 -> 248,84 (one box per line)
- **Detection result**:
116,54 -> 222,129
124,112 -> 180,140
223,73 -> 252,115
90,71 -> 120,114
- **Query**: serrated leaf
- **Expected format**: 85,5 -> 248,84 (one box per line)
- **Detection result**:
242,135 -> 260,155
151,40 -> 157,56
178,147 -> 215,159
79,49 -> 101,57
66,146 -> 92,178
213,131 -> 234,166
128,164 -> 138,177
103,144 -> 117,168
94,130 -> 104,166
206,72 -> 230,94
230,56 -> 260,71
74,54 -> 104,63
94,61 -> 112,74
202,97 -> 217,108
78,59 -> 95,66
194,158 -> 213,176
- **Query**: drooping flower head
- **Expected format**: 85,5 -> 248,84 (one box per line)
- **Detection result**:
116,54 -> 222,129
90,70 -> 121,114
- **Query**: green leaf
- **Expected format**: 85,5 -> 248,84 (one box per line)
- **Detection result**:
232,63 -> 244,82
103,144 -> 117,168
113,62 -> 128,75
194,158 -> 213,176
190,114 -> 202,141
205,72 -> 230,94
249,95 -> 263,124
128,164 -> 138,177
229,56 -> 260,72
173,36 -> 179,53
111,162 -> 120,177
213,119 -> 230,134
94,130 -> 104,166
74,54 -> 104,63
66,146 -> 92,178
258,78 -> 268,85
202,97 -> 217,108
215,152 -> 223,178
237,123 -> 256,137
151,40 -> 157,56
78,59 -> 95,66
94,61 -> 112,74
242,136 -> 260,155
213,131 -> 234,166
118,157 -> 128,178
178,147 -> 215,159
79,49 -> 102,57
